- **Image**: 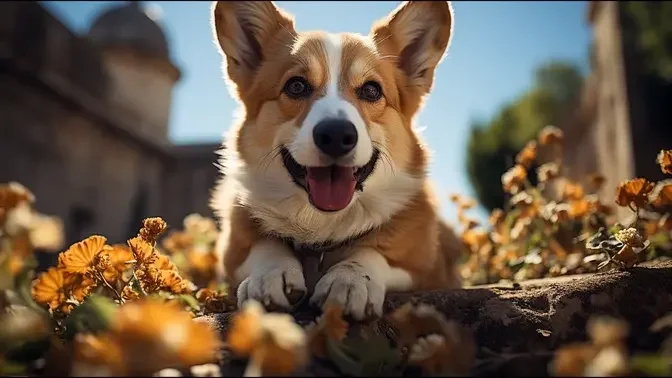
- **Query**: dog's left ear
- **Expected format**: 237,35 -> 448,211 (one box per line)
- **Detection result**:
371,1 -> 454,94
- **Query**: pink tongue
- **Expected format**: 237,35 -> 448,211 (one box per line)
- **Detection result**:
307,166 -> 356,211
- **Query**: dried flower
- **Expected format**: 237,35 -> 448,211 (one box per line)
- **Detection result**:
516,141 -> 538,168
538,125 -> 564,146
657,149 -> 672,175
502,164 -> 528,194
615,178 -> 655,208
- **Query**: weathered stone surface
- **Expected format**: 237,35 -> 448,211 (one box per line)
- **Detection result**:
196,260 -> 672,376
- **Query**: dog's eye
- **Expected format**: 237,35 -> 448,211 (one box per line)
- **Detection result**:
357,81 -> 383,102
283,76 -> 312,99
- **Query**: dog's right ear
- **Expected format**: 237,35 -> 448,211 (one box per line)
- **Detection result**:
211,1 -> 295,90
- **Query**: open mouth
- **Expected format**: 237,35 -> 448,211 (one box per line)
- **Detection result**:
281,147 -> 380,212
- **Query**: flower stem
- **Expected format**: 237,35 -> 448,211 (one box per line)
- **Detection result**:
96,272 -> 123,303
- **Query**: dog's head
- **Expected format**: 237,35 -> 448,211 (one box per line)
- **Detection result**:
212,1 -> 453,241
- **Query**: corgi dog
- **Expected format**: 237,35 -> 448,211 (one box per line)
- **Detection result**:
210,0 -> 463,320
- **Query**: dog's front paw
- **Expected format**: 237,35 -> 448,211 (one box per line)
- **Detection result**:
310,262 -> 385,321
237,263 -> 306,311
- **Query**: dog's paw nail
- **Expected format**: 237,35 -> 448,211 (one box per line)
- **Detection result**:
286,288 -> 306,305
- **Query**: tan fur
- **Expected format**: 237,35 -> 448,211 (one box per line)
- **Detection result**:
210,1 -> 464,294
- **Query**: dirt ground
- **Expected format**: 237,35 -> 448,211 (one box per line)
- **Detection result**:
196,260 -> 672,376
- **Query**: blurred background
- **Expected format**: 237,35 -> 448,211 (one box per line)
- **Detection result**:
1,1 -> 670,250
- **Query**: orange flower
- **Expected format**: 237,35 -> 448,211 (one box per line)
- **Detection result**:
489,209 -> 505,228
128,236 -> 158,265
538,125 -> 564,146
307,303 -> 349,358
615,178 -> 655,208
104,244 -> 134,284
657,150 -> 672,175
501,164 -> 527,194
73,299 -> 220,375
515,141 -> 537,168
0,182 -> 35,210
187,251 -> 218,275
562,180 -> 585,201
461,229 -> 490,253
58,235 -> 108,275
159,270 -> 194,294
227,300 -> 308,376
32,267 -> 67,310
153,253 -> 177,272
138,217 -> 168,244
537,162 -> 561,183
66,274 -> 98,302
568,199 -> 592,219
649,179 -> 672,207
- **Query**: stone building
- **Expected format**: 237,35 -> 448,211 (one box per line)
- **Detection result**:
558,1 -> 671,220
0,1 -> 221,247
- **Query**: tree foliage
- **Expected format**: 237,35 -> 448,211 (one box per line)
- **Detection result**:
623,2 -> 672,81
466,61 -> 583,212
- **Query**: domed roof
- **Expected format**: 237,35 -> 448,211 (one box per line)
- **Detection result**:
88,1 -> 169,59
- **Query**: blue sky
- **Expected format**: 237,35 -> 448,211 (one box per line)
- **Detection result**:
42,1 -> 592,226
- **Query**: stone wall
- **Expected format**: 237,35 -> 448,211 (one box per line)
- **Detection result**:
0,2 -> 221,248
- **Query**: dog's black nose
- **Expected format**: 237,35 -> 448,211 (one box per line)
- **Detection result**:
313,119 -> 358,158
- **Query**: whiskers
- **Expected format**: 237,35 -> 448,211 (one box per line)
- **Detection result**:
372,141 -> 396,176
256,144 -> 285,180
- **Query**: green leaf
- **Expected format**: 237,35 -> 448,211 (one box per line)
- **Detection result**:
177,294 -> 200,312
325,336 -> 364,376
334,334 -> 403,376
630,354 -> 672,377
0,359 -> 26,375
64,294 -> 118,339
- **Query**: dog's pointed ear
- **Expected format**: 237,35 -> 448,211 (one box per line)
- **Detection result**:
211,1 -> 295,90
371,1 -> 454,94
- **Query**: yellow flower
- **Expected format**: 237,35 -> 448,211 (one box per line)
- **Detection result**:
615,178 -> 655,208
32,267 -> 67,310
501,164 -> 527,194
58,235 -> 108,275
515,141 -> 537,168
538,125 -> 564,146
657,149 -> 672,175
